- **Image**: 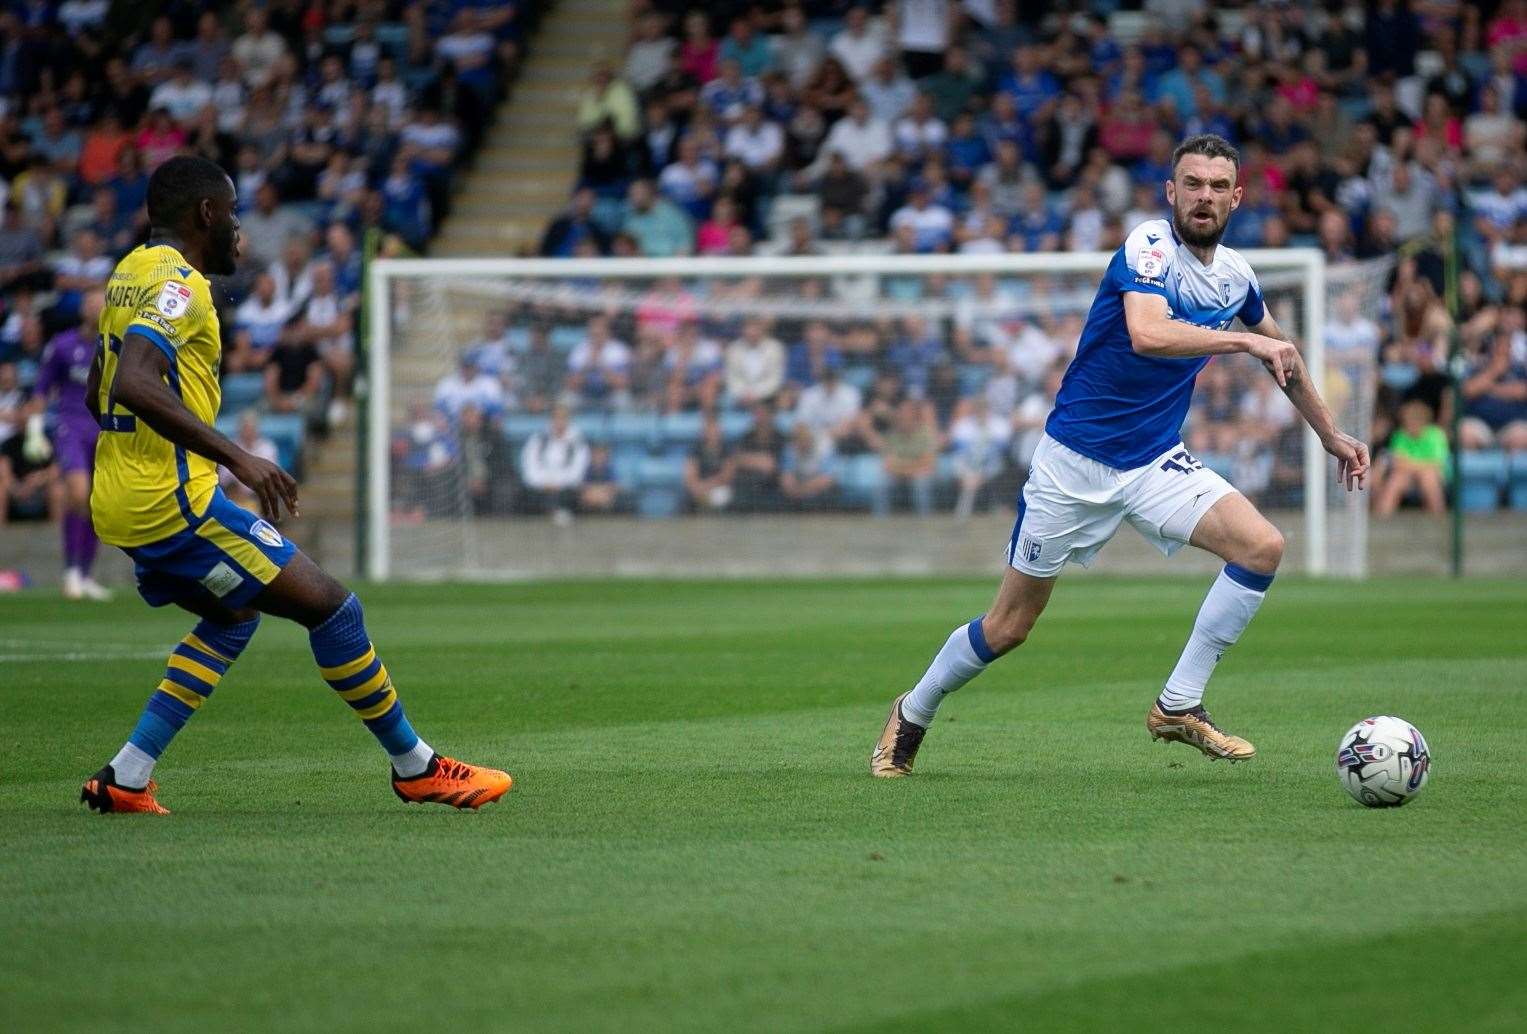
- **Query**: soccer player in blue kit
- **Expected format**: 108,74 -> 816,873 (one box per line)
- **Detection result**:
872,134 -> 1371,777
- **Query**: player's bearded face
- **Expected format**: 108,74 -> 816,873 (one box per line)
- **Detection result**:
1168,156 -> 1239,249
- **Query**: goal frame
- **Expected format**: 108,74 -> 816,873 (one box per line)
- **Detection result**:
366,250 -> 1328,581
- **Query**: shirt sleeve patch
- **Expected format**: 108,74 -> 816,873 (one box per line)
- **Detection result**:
154,281 -> 193,319
1136,246 -> 1166,279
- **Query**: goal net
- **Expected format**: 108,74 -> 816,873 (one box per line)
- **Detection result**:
366,251 -> 1389,581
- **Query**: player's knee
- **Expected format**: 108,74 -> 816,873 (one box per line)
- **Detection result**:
983,610 -> 1035,655
1246,525 -> 1284,573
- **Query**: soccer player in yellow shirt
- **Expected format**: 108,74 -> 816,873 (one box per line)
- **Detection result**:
80,155 -> 512,814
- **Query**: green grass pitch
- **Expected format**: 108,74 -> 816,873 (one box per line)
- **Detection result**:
2,576 -> 1524,1033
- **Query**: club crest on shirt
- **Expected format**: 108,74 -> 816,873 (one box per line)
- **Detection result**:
250,519 -> 284,548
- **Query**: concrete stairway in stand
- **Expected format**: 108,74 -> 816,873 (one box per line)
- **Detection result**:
434,0 -> 629,257
293,1 -> 628,573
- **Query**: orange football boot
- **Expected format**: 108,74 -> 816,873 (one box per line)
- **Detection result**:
80,766 -> 170,815
391,754 -> 512,810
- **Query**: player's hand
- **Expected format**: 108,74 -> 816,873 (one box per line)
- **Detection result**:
1323,431 -> 1370,492
232,451 -> 300,520
1245,337 -> 1300,387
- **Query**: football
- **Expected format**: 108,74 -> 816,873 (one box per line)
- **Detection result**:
1336,716 -> 1432,808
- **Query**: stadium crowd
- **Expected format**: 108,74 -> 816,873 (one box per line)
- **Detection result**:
400,0 -> 1527,521
0,0 -> 535,528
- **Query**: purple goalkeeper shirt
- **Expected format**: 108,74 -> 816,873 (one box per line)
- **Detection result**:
35,326 -> 96,429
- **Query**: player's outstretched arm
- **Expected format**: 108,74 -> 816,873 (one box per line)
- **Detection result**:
1246,313 -> 1370,492
1123,292 -> 1290,372
112,334 -> 300,518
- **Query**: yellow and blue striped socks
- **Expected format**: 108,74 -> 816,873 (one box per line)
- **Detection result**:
111,617 -> 261,788
310,594 -> 432,776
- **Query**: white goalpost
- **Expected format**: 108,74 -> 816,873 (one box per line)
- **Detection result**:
366,250 -> 1382,582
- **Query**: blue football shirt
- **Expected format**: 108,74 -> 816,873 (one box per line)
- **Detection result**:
1045,218 -> 1266,469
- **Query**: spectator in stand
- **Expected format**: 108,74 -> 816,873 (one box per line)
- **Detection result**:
806,96 -> 892,178
520,405 -> 590,525
873,398 -> 936,517
566,315 -> 633,410
578,60 -> 639,141
780,420 -> 838,510
794,362 -> 862,453
0,201 -> 47,295
685,413 -> 737,512
0,360 -> 58,526
949,394 -> 1011,519
725,104 -> 784,174
149,57 -> 213,124
664,321 -> 725,411
1374,399 -> 1449,517
830,6 -> 888,84
678,11 -> 720,85
218,411 -> 281,510
773,5 -> 824,91
517,325 -> 567,416
622,178 -> 694,257
697,195 -> 743,256
726,317 -> 786,405
627,13 -> 676,95
240,182 -> 313,271
50,229 -> 111,322
730,403 -> 783,510
264,332 -> 327,430
542,188 -> 612,257
1458,317 -> 1527,452
861,56 -> 917,126
889,183 -> 954,252
435,352 -> 506,424
720,16 -> 772,79
659,134 -> 719,220
231,272 -> 292,374
580,443 -> 623,515
232,6 -> 288,89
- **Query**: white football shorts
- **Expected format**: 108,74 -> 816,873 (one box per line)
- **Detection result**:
1007,433 -> 1237,578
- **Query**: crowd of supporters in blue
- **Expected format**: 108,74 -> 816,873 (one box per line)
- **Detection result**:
404,0 -> 1526,521
0,0 -> 538,523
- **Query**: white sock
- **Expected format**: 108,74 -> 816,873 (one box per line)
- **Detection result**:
389,738 -> 434,778
901,618 -> 997,727
1159,564 -> 1273,711
109,742 -> 157,789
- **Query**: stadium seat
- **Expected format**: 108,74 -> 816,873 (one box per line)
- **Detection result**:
935,451 -> 960,487
610,446 -> 646,490
1458,450 -> 1507,512
636,487 -> 684,518
503,413 -> 550,443
957,365 -> 991,397
609,411 -> 660,446
637,453 -> 687,489
839,454 -> 885,507
574,412 -> 609,444
549,325 -> 585,352
1510,453 -> 1527,511
214,412 -> 305,475
660,411 -> 704,444
719,409 -> 753,440
220,373 -> 265,414
839,364 -> 876,392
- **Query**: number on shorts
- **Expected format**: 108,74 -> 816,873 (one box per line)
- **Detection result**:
1159,449 -> 1203,475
